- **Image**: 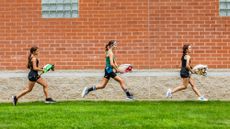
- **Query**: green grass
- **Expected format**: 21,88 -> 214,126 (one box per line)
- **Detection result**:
0,101 -> 229,129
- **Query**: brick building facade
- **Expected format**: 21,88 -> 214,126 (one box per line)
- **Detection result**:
0,0 -> 229,70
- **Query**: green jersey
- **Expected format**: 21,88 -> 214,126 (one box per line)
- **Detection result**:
105,50 -> 115,68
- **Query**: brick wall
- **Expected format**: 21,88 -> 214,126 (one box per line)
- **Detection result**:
0,0 -> 230,70
150,0 -> 230,68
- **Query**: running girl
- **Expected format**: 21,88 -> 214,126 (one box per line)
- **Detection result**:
81,40 -> 133,99
166,44 -> 208,101
12,46 -> 56,105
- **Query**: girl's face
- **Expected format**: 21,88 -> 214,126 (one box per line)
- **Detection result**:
33,49 -> 39,55
112,41 -> 117,49
187,46 -> 192,53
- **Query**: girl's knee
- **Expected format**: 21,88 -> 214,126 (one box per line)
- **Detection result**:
181,85 -> 187,90
119,79 -> 125,84
27,88 -> 33,92
43,84 -> 48,88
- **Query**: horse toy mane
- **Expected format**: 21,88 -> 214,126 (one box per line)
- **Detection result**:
192,64 -> 208,76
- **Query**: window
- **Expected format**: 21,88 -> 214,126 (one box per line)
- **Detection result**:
42,0 -> 79,18
220,0 -> 230,16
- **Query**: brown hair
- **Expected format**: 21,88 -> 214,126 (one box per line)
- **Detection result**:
27,46 -> 38,69
105,40 -> 117,51
181,44 -> 190,60
182,44 -> 190,55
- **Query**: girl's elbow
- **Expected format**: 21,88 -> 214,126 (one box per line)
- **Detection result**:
33,68 -> 38,71
186,66 -> 190,69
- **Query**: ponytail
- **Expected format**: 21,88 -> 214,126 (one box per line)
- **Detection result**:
181,44 -> 190,60
27,53 -> 31,69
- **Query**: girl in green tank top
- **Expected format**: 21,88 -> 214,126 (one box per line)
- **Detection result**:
105,50 -> 116,73
105,51 -> 112,67
82,40 -> 134,100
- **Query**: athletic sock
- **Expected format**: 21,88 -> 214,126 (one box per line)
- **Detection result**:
88,86 -> 96,92
124,89 -> 132,97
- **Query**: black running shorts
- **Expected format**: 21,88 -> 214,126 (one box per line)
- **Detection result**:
28,70 -> 40,82
104,68 -> 117,80
180,67 -> 191,78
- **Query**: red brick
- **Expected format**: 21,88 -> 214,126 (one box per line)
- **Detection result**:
1,0 -> 230,69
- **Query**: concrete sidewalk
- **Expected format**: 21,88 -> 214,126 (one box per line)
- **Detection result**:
0,70 -> 230,102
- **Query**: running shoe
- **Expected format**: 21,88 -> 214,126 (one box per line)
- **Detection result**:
198,96 -> 208,101
12,96 -> 17,106
45,98 -> 56,103
81,87 -> 89,98
166,89 -> 172,98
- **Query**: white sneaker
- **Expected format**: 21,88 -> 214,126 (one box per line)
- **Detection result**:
81,87 -> 89,98
166,89 -> 172,98
198,96 -> 208,101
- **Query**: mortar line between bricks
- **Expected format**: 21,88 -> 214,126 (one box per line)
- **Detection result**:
1,71 -> 230,77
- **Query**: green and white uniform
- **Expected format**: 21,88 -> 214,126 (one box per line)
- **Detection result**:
104,51 -> 117,79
